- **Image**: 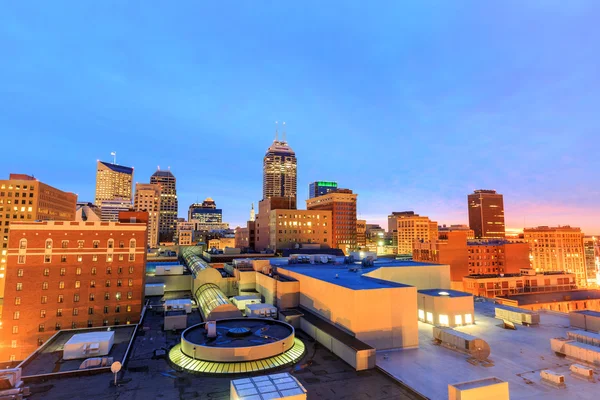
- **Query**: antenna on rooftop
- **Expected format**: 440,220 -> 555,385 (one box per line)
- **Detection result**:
110,151 -> 117,164
282,122 -> 286,142
275,121 -> 279,141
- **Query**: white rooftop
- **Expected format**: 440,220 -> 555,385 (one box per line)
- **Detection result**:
377,301 -> 598,400
231,372 -> 306,399
65,331 -> 114,346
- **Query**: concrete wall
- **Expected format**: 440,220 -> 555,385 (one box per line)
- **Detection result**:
364,265 -> 451,290
279,267 -> 419,350
417,294 -> 474,327
256,272 -> 278,305
277,279 -> 300,309
146,275 -> 192,292
237,270 -> 256,293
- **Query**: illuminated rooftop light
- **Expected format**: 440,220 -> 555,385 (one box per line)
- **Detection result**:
438,291 -> 450,296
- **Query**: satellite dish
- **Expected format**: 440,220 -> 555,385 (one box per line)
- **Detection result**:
111,361 -> 122,373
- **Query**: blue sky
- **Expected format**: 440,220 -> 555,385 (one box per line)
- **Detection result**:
1,1 -> 599,233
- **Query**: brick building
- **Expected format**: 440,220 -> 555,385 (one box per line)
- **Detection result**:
0,220 -> 147,361
306,189 -> 357,254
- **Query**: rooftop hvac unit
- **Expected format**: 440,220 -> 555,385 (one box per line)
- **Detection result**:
433,326 -> 491,361
206,321 -> 217,338
540,370 -> 566,387
570,364 -> 594,380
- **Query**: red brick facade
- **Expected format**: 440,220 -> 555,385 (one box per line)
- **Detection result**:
0,221 -> 147,361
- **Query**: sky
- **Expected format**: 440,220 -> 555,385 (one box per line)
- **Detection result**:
1,1 -> 599,233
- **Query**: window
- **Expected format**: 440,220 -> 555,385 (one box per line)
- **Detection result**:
465,314 -> 473,324
103,319 -> 108,326
17,269 -> 23,277
439,315 -> 449,326
127,305 -> 132,312
418,309 -> 425,320
90,280 -> 96,288
107,266 -> 112,274
19,239 -> 27,249
58,295 -> 64,303
93,240 -> 99,248
56,309 -> 62,317
11,340 -> 17,349
129,239 -> 136,248
59,281 -> 64,289
16,282 -> 23,291
18,255 -> 25,264
426,312 -> 433,323
73,308 -> 79,316
76,267 -> 81,275
127,291 -> 132,300
104,306 -> 109,314
71,322 -> 77,329
105,280 -> 111,288
39,324 -> 45,332
88,307 -> 94,315
40,309 -> 46,318
44,255 -> 51,263
13,311 -> 19,320
114,318 -> 120,325
108,239 -> 114,249
107,255 -> 113,262
41,296 -> 47,304
87,320 -> 93,328
78,240 -> 84,248
118,266 -> 123,274
74,294 -> 80,302
117,279 -> 122,287
55,323 -> 61,331
38,338 -> 44,346
77,255 -> 82,262
45,239 -> 52,249
42,282 -> 48,290
129,254 -> 135,261
115,305 -> 120,313
44,268 -> 49,276
91,267 -> 97,275
61,240 -> 68,248
12,326 -> 18,334
104,292 -> 110,300
14,297 -> 21,305
119,254 -> 124,261
116,292 -> 121,301
119,241 -> 124,248
128,279 -> 133,287
129,266 -> 134,274
60,268 -> 66,276
89,293 -> 95,301
75,280 -> 80,289
92,255 -> 98,262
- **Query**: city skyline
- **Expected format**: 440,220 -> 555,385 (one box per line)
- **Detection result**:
1,2 -> 599,233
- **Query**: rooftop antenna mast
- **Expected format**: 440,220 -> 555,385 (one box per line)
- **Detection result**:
111,151 -> 117,165
282,122 -> 286,142
275,121 -> 279,141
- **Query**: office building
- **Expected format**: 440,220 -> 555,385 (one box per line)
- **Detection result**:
584,236 -> 599,284
98,199 -> 131,222
0,220 -> 147,361
94,161 -> 133,206
439,224 -> 475,239
0,174 -> 77,307
255,198 -> 331,252
263,137 -> 297,202
150,169 -> 178,243
308,181 -> 337,199
134,183 -> 161,247
524,226 -> 587,287
468,190 -> 505,239
357,219 -> 367,247
389,212 -> 437,256
188,198 -> 222,224
306,189 -> 357,254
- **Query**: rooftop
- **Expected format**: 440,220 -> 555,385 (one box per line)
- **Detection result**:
571,310 -> 600,317
183,319 -> 293,348
497,289 -> 600,305
378,300 -> 599,399
98,161 -> 134,174
418,289 -> 472,298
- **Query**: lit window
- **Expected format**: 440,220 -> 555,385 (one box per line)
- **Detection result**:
439,315 -> 449,326
455,315 -> 463,325
75,281 -> 80,289
426,312 -> 433,323
13,311 -> 19,320
18,255 -> 25,264
418,309 -> 425,320
11,340 -> 17,348
17,269 -> 23,277
14,297 -> 21,305
465,314 -> 473,324
12,326 -> 18,334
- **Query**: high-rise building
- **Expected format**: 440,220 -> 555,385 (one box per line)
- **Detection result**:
0,220 -> 147,361
263,137 -> 297,202
306,189 -> 357,254
188,198 -> 222,224
468,190 -> 505,239
94,161 -> 133,206
134,183 -> 161,248
308,181 -> 337,199
583,236 -> 598,284
150,169 -> 178,243
387,212 -> 437,255
356,219 -> 367,248
0,174 -> 77,307
524,226 -> 587,287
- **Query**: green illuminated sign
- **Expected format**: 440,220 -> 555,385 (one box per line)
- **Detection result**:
316,181 -> 337,187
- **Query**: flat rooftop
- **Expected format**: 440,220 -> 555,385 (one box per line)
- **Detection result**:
279,265 -> 409,290
183,319 -> 293,348
451,377 -> 506,390
497,289 -> 600,305
19,325 -> 136,378
377,300 -> 598,400
570,310 -> 600,317
418,289 -> 472,298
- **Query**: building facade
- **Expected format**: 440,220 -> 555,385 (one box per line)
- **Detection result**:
356,219 -> 367,248
395,214 -> 437,256
263,139 -> 297,201
98,199 -> 131,222
462,270 -> 577,298
306,189 -> 357,254
524,226 -> 587,287
0,220 -> 147,361
188,198 -> 222,224
94,161 -> 133,207
0,174 -> 77,310
150,169 -> 178,243
584,236 -> 599,285
439,224 -> 475,240
468,190 -> 505,239
134,183 -> 161,248
308,181 -> 337,199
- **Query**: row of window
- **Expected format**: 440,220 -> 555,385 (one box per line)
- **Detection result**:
13,291 -> 133,305
16,265 -> 135,277
22,253 -> 136,264
20,238 -> 136,250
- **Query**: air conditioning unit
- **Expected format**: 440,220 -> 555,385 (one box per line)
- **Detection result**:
570,364 -> 594,379
540,370 -> 566,387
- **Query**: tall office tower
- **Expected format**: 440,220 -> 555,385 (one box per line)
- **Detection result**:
583,236 -> 599,284
188,198 -> 222,223
150,169 -> 178,243
94,161 -> 133,206
389,212 -> 437,255
468,190 -> 505,239
308,181 -> 337,199
0,220 -> 147,361
524,226 -> 587,287
0,174 -> 77,307
134,183 -> 161,247
306,189 -> 357,254
263,135 -> 297,202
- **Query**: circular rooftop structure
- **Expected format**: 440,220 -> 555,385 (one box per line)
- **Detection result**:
169,318 -> 305,374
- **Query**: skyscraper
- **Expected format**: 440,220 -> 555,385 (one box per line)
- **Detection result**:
94,161 -> 133,206
134,183 -> 161,247
468,189 -> 505,239
308,181 -> 337,199
263,135 -> 297,202
188,198 -> 222,223
150,169 -> 178,243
